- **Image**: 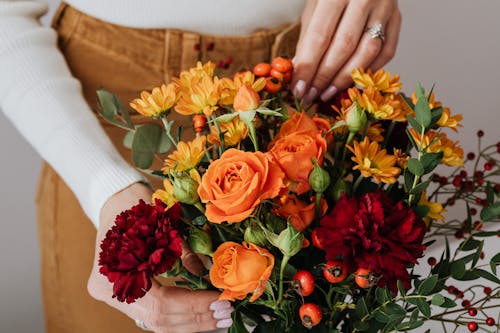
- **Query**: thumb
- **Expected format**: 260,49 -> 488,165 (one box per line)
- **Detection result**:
180,239 -> 205,275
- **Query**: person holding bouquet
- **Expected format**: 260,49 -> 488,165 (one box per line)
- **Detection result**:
0,0 -> 401,332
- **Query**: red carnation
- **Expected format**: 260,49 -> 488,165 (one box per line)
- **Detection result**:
317,191 -> 426,291
99,199 -> 182,303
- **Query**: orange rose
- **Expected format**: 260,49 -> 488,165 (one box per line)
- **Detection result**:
210,242 -> 274,302
233,84 -> 260,112
274,194 -> 328,232
268,132 -> 327,194
271,111 -> 320,145
198,149 -> 286,223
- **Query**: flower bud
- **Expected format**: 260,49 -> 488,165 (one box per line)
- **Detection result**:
233,84 -> 260,112
244,225 -> 268,247
188,227 -> 213,256
345,102 -> 367,133
331,179 -> 351,202
266,223 -> 304,257
309,159 -> 331,193
172,174 -> 199,205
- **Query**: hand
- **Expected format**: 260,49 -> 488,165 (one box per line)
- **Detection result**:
292,0 -> 401,103
87,182 -> 233,333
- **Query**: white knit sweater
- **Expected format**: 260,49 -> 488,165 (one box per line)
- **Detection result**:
0,0 -> 303,227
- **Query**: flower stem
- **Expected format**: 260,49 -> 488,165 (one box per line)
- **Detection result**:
277,255 -> 291,305
161,116 -> 178,149
353,175 -> 364,193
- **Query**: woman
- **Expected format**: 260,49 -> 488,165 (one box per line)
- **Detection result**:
0,0 -> 400,332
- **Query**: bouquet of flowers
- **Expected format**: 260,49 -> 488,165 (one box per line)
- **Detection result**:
96,58 -> 499,332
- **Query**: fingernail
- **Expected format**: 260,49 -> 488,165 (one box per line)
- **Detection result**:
291,57 -> 297,66
303,87 -> 318,104
320,85 -> 338,102
209,300 -> 231,311
216,318 -> 233,328
293,80 -> 306,99
213,308 -> 234,319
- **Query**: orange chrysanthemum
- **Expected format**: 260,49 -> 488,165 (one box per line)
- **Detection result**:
152,179 -> 178,210
348,137 -> 401,184
419,191 -> 447,226
129,83 -> 177,117
351,68 -> 402,94
207,118 -> 248,147
174,75 -> 221,116
219,71 -> 266,106
173,61 -> 216,91
162,136 -> 207,173
349,87 -> 406,121
437,107 -> 462,132
366,122 -> 385,142
393,148 -> 409,169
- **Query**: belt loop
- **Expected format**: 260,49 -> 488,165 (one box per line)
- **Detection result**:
271,22 -> 301,59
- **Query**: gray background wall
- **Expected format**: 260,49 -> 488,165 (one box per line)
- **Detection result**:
1,1 -> 499,332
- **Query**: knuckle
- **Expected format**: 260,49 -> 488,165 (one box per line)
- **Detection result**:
308,30 -> 330,46
383,47 -> 396,61
313,70 -> 334,89
194,312 -> 204,325
335,33 -> 356,55
365,42 -> 381,60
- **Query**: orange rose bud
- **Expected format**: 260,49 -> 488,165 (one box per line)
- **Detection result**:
274,194 -> 327,232
198,149 -> 286,223
210,242 -> 274,302
233,84 -> 260,112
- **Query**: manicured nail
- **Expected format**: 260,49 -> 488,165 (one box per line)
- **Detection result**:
213,308 -> 233,319
216,318 -> 233,328
320,85 -> 338,102
293,80 -> 306,99
209,300 -> 231,311
303,87 -> 318,104
291,57 -> 297,66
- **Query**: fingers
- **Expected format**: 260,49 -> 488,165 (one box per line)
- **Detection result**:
318,6 -> 394,99
370,8 -> 402,71
292,0 -> 347,98
180,239 -> 205,275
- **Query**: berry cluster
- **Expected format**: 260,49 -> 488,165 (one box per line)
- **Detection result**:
253,57 -> 293,93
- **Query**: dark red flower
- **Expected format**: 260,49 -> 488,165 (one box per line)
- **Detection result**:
316,191 -> 426,292
99,200 -> 182,303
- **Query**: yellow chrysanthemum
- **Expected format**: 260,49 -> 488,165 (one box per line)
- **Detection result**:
162,136 -> 207,173
351,68 -> 403,94
349,87 -> 406,121
437,107 -> 462,131
419,191 -> 447,226
152,179 -> 178,210
348,137 -> 401,184
207,118 -> 248,147
409,129 -> 464,167
175,76 -> 221,116
393,148 -> 409,169
218,71 -> 266,106
129,83 -> 177,117
366,123 -> 385,142
173,61 -> 216,91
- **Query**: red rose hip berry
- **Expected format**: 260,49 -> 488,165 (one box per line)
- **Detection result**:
355,268 -> 379,289
271,56 -> 293,73
299,303 -> 322,329
293,270 -> 315,296
323,261 -> 348,283
467,321 -> 478,332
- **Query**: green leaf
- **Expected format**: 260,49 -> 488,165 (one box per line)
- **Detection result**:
192,215 -> 208,226
461,238 -> 482,251
413,205 -> 431,218
440,297 -> 457,308
228,311 -> 250,333
490,252 -> 500,275
471,240 -> 484,268
123,130 -> 134,149
430,106 -> 443,126
408,158 -> 424,177
406,115 -> 422,134
414,97 -> 431,129
409,180 -> 431,195
385,303 -> 406,315
480,202 -> 500,221
397,320 -> 424,331
157,130 -> 172,153
474,268 -> 500,284
474,231 -> 500,237
486,182 -> 495,205
96,88 -> 133,128
397,280 -> 406,297
415,83 -> 426,98
132,123 -> 163,169
450,260 -> 466,279
356,298 -> 369,319
431,294 -> 445,306
214,113 -> 238,123
421,152 -> 443,173
404,169 -> 415,192
418,275 -> 438,295
415,298 -> 431,318
256,109 -> 283,117
376,287 -> 389,303
353,321 -> 370,331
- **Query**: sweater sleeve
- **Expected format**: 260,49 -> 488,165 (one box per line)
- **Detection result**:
0,1 -> 146,227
